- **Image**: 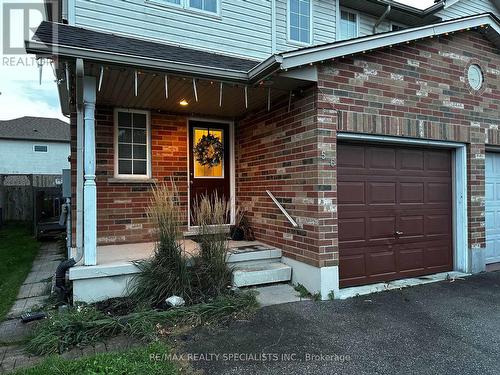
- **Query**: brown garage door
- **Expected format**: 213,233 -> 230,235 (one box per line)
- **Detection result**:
338,143 -> 453,288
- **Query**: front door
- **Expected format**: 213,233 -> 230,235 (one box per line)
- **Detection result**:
189,121 -> 230,225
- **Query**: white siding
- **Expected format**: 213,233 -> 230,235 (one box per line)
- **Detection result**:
75,0 -> 273,60
436,0 -> 499,20
0,140 -> 70,175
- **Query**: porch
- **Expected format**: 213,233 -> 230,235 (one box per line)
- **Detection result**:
27,21 -> 339,303
69,240 -> 291,303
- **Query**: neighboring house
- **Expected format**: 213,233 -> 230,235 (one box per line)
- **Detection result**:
0,117 -> 70,175
25,0 -> 500,302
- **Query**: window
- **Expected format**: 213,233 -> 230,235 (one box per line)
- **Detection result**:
33,145 -> 48,152
115,110 -> 151,178
392,23 -> 405,31
289,0 -> 311,44
340,9 -> 357,40
189,0 -> 217,13
148,0 -> 219,15
193,128 -> 224,178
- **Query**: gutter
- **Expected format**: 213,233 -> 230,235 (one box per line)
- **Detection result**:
25,40 -> 260,83
25,40 -> 284,85
373,4 -> 391,33
280,13 -> 497,69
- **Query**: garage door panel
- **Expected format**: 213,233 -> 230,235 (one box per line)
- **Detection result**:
368,182 -> 396,205
426,214 -> 451,236
339,217 -> 366,242
400,183 -> 424,204
338,145 -> 365,169
424,246 -> 451,268
368,217 -> 396,240
367,147 -> 396,170
427,182 -> 452,203
399,215 -> 424,237
340,254 -> 366,279
366,251 -> 396,276
338,181 -> 365,205
426,151 -> 451,174
398,249 -> 424,271
339,143 -> 453,287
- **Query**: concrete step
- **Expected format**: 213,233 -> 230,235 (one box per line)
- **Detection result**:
232,262 -> 292,287
226,245 -> 282,267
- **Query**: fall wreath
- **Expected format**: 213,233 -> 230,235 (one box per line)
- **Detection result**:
194,133 -> 224,167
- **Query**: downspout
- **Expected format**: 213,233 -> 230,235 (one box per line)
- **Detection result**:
373,4 -> 391,34
271,0 -> 277,54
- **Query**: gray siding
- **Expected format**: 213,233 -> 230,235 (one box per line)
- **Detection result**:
435,0 -> 499,20
358,11 -> 391,37
74,0 -> 273,60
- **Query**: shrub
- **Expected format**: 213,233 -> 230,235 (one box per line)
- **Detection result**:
129,182 -> 193,306
27,292 -> 258,355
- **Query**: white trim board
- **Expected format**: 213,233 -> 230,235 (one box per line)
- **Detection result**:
336,132 -> 469,274
280,13 -> 500,70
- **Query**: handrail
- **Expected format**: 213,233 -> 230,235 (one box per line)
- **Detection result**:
266,190 -> 298,228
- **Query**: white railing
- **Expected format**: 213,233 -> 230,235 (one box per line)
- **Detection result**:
266,190 -> 298,228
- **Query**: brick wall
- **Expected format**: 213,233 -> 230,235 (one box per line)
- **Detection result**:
317,30 -> 500,259
236,89 -> 338,268
71,108 -> 189,245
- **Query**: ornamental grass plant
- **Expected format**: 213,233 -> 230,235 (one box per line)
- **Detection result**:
191,192 -> 232,297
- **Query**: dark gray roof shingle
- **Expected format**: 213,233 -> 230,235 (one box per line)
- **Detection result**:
0,116 -> 70,142
32,21 -> 260,72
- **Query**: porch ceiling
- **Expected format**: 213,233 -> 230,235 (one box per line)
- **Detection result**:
87,64 -> 308,118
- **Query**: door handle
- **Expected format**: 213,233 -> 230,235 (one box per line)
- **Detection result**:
395,231 -> 404,236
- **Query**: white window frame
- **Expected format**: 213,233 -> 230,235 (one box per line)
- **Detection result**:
33,144 -> 48,153
114,108 -> 152,180
338,7 -> 359,41
287,0 -> 313,47
145,0 -> 221,17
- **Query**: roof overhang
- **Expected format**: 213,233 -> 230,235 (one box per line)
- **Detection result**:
339,0 -> 444,26
279,13 -> 500,70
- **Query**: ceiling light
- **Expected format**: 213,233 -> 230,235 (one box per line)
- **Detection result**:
179,99 -> 189,106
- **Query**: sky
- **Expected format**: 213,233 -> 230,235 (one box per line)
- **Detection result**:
0,0 -> 435,122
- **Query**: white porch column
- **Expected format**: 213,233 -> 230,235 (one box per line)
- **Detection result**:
83,76 -> 97,265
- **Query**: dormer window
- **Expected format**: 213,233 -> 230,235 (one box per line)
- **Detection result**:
340,9 -> 358,40
289,0 -> 312,45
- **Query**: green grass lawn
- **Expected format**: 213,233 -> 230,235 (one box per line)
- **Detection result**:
13,342 -> 179,375
0,223 -> 40,320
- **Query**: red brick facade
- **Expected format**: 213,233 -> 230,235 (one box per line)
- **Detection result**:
71,29 -> 499,271
316,30 -> 500,264
71,109 -> 189,245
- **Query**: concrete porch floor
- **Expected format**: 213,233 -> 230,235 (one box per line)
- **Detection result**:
94,239 -> 275,266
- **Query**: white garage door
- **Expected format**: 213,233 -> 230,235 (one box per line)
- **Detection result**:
485,152 -> 500,264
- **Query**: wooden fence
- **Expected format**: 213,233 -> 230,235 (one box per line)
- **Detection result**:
0,174 -> 62,223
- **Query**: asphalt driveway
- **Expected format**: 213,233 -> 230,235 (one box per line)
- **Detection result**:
181,272 -> 500,375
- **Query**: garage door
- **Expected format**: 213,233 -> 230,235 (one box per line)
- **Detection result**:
338,143 -> 453,287
485,152 -> 500,265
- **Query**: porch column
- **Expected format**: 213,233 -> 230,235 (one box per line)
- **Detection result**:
83,76 -> 97,265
